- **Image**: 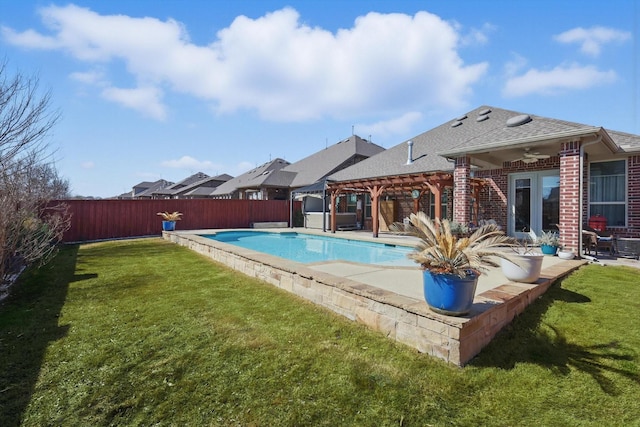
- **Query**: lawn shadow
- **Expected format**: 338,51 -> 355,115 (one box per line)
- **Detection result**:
0,245 -> 80,425
470,281 -> 640,395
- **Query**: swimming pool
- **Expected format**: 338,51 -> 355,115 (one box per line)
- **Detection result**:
203,231 -> 415,266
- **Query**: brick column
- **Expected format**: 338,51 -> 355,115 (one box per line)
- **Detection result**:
453,156 -> 470,224
628,156 -> 640,234
559,141 -> 581,252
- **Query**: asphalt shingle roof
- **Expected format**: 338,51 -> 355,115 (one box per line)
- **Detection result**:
211,159 -> 290,196
607,129 -> 640,151
132,179 -> 174,197
329,105 -> 640,182
281,135 -> 385,188
154,172 -> 211,195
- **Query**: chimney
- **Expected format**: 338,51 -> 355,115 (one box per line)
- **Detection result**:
406,140 -> 414,165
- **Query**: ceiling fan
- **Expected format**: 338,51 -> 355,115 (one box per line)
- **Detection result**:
511,148 -> 550,164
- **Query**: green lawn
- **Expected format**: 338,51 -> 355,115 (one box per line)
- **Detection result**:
1,238 -> 638,426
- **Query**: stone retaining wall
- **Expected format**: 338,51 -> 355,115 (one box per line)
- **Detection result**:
164,231 -> 584,366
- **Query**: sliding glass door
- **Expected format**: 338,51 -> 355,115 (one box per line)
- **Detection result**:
509,171 -> 560,239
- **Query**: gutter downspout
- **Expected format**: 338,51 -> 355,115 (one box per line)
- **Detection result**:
579,135 -> 602,257
289,191 -> 293,229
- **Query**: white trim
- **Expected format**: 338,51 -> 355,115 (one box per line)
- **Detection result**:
508,170 -> 560,239
587,158 -> 628,228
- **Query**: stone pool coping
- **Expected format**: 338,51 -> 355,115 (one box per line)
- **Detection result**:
164,228 -> 586,366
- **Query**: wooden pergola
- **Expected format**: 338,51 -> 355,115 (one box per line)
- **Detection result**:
326,172 -> 486,237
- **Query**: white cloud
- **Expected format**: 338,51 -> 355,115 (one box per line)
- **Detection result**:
503,53 -> 528,77
0,26 -> 59,49
101,86 -> 166,120
70,69 -> 106,85
135,171 -> 161,180
160,157 -> 264,178
160,155 -> 218,171
459,22 -> 496,46
554,26 -> 631,57
234,161 -> 255,175
502,64 -> 617,97
357,112 -> 423,138
81,161 -> 95,169
3,5 -> 487,121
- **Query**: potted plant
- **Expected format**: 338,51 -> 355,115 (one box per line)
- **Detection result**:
557,247 -> 576,260
449,221 -> 470,238
500,239 -> 544,283
390,212 -> 517,316
536,230 -> 560,255
157,211 -> 183,231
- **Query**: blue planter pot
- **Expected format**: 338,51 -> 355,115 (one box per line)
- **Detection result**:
422,270 -> 479,316
162,220 -> 176,231
540,244 -> 558,255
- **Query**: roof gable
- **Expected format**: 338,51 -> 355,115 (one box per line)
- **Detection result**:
282,135 -> 385,187
211,158 -> 290,196
133,179 -> 174,197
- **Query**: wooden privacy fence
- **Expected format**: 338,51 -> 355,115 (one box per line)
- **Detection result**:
56,199 -> 300,243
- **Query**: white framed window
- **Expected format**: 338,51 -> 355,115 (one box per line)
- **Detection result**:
346,194 -> 358,213
589,159 -> 626,227
428,192 -> 448,220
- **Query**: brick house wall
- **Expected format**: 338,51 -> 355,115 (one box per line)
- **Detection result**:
472,150 -> 640,251
579,153 -> 640,239
618,155 -> 640,238
474,157 -> 562,230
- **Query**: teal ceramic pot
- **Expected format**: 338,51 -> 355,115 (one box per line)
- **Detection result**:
540,244 -> 558,255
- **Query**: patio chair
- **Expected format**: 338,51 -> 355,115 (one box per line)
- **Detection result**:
582,225 -> 616,256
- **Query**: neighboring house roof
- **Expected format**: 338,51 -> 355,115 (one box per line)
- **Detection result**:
132,179 -> 174,198
132,181 -> 158,194
173,173 -> 233,197
237,170 -> 298,189
329,105 -> 639,182
280,135 -> 385,188
154,172 -> 211,196
211,158 -> 291,197
184,185 -> 225,197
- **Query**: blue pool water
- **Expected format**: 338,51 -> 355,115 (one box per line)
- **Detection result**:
203,231 -> 415,266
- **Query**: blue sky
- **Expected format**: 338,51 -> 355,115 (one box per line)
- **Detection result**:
1,0 -> 638,198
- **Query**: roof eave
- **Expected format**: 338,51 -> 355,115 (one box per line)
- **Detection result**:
438,127 -> 618,158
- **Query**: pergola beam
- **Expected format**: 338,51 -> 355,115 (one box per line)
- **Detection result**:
327,172 -> 486,237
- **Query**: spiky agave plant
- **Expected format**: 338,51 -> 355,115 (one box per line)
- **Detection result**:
390,212 -> 516,278
157,211 -> 183,221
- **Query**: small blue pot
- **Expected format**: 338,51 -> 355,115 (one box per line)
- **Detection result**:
540,244 -> 558,255
422,270 -> 479,316
162,220 -> 176,231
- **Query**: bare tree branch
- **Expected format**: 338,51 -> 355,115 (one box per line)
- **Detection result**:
0,60 -> 60,167
0,61 -> 69,290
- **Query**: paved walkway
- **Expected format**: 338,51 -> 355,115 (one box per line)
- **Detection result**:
307,244 -> 570,301
297,228 -> 639,300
